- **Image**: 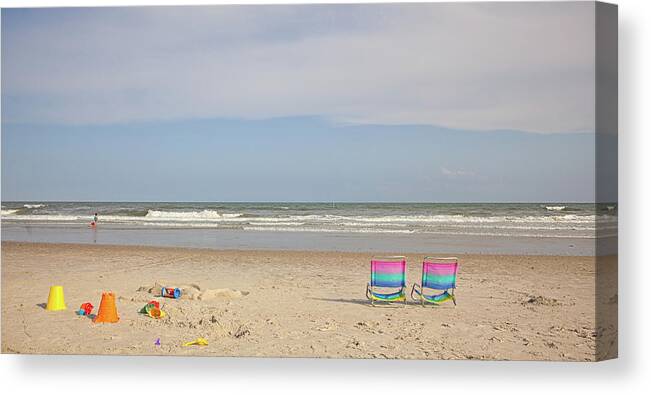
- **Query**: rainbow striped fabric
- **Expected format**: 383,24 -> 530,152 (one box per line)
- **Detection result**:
422,258 -> 458,290
411,257 -> 458,305
420,290 -> 454,303
367,257 -> 407,303
370,258 -> 406,288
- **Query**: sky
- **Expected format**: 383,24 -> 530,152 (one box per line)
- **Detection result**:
1,3 -> 605,202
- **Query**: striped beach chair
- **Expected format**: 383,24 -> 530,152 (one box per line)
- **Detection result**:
366,256 -> 407,306
411,257 -> 458,306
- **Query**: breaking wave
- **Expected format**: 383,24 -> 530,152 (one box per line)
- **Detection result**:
1,202 -> 617,239
242,226 -> 416,234
23,204 -> 46,209
144,210 -> 244,220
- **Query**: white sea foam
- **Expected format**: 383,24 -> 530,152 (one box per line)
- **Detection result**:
23,204 -> 46,209
247,221 -> 305,226
0,204 -> 616,242
1,214 -> 81,221
224,213 -> 611,225
1,211 -> 616,226
242,226 -> 415,234
308,214 -> 612,225
144,210 -> 243,220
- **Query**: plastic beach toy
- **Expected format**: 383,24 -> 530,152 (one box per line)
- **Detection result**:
77,302 -> 94,316
161,287 -> 181,299
182,338 -> 209,347
46,285 -> 67,311
139,300 -> 160,314
147,307 -> 167,319
93,292 -> 119,323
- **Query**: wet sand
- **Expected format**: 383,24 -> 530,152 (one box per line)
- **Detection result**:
1,223 -> 609,256
0,242 -> 617,360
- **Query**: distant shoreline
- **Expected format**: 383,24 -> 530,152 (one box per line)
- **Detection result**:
1,240 -> 605,259
1,223 -> 611,256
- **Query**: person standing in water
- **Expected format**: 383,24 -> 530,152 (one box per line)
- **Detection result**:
91,212 -> 98,227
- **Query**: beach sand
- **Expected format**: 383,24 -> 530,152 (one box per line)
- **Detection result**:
1,241 -> 617,361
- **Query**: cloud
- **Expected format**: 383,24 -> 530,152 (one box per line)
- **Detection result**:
2,3 -> 596,132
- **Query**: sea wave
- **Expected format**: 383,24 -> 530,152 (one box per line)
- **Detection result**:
289,214 -> 615,225
24,204 -> 46,209
545,206 -> 566,211
242,226 -> 416,234
247,221 -> 305,226
1,209 -> 19,215
0,211 -> 617,225
239,226 -> 610,238
144,210 -> 244,220
1,214 -> 81,221
1,211 -> 616,239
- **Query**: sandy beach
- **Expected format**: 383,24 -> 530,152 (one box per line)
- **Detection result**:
0,241 -> 617,360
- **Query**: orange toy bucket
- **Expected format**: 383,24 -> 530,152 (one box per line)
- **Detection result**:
93,292 -> 119,323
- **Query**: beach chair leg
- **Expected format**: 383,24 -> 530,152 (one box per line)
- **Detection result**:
410,283 -> 421,304
412,284 -> 425,307
451,289 -> 457,307
419,285 -> 425,307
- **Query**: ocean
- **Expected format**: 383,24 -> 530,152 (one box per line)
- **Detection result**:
1,202 -> 617,255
